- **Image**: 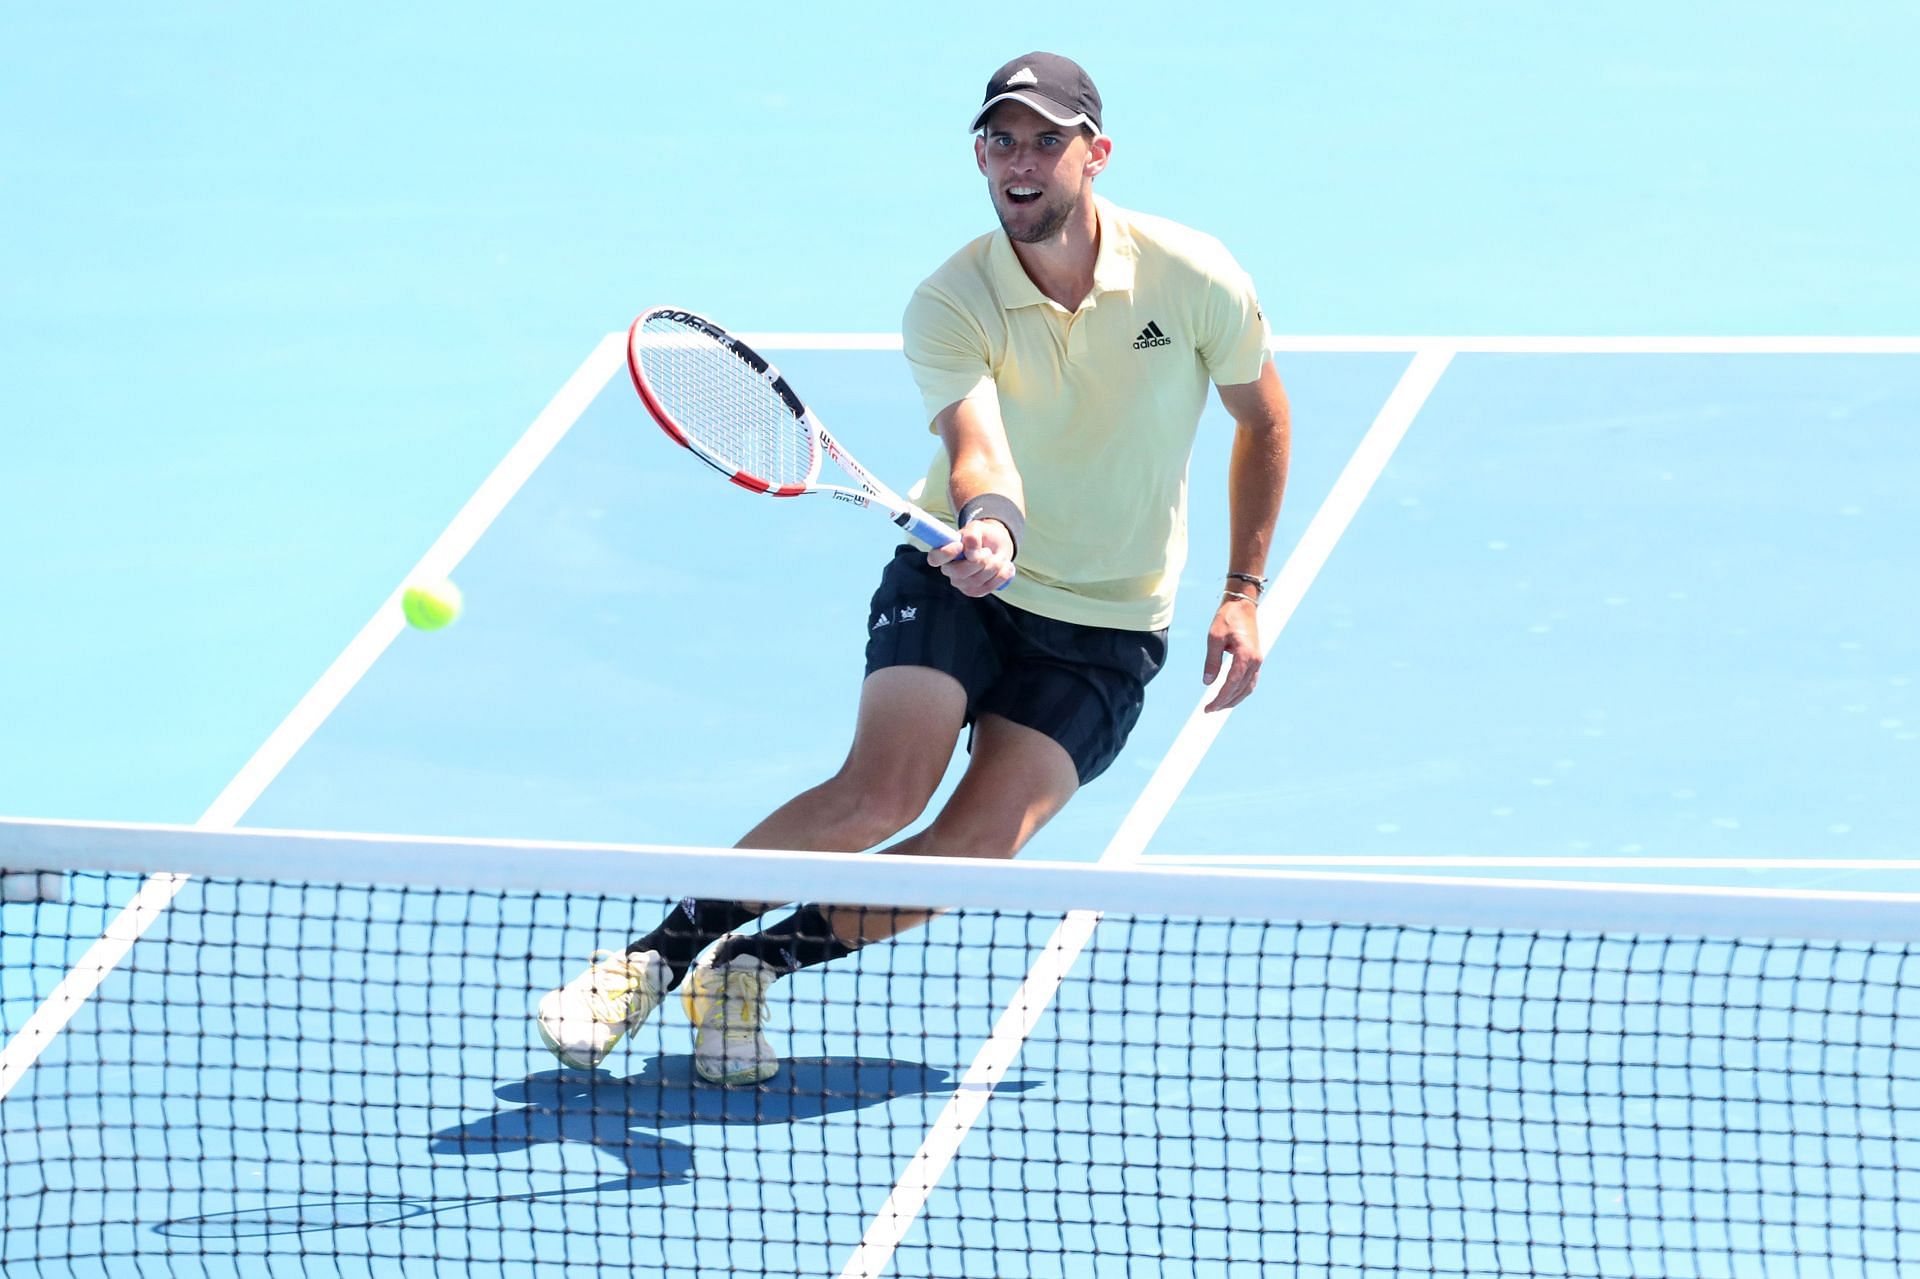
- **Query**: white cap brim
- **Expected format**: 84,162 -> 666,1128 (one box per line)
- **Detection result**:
968,91 -> 1095,133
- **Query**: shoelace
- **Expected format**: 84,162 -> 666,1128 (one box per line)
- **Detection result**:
715,964 -> 773,1031
580,949 -> 651,1024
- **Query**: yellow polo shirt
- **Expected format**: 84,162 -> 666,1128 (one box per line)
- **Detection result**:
901,196 -> 1269,631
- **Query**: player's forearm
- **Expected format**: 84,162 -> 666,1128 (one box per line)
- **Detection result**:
947,451 -> 1025,515
935,396 -> 1026,533
1224,386 -> 1290,589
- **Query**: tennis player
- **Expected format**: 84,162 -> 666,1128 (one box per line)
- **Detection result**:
539,52 -> 1291,1084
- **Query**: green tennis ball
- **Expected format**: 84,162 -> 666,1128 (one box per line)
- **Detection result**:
402,579 -> 463,631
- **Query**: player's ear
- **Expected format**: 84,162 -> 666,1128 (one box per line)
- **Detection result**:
975,134 -> 989,175
1084,133 -> 1112,178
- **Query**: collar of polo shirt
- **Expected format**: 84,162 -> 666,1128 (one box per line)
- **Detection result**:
987,196 -> 1138,312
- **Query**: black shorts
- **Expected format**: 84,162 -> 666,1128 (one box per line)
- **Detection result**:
862,546 -> 1169,784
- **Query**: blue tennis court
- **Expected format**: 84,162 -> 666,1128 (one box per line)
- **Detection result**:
6,341 -> 1918,1276
5,6 -> 1919,1277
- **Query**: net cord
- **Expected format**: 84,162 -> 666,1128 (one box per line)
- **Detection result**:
5,817 -> 1920,943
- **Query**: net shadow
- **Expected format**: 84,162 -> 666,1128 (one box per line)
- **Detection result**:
153,1151 -> 692,1238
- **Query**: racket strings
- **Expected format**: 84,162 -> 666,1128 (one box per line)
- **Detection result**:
635,316 -> 815,487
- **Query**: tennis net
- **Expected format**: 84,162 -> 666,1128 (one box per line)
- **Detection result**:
3,817 -> 1917,1278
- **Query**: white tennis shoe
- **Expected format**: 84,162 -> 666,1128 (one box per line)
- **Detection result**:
536,949 -> 670,1070
681,951 -> 779,1085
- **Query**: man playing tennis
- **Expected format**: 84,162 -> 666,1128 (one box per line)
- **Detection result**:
539,52 -> 1291,1084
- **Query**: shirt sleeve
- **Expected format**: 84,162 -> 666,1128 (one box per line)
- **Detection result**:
1196,253 -> 1270,387
902,283 -> 997,429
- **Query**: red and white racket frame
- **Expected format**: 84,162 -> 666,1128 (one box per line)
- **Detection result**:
627,306 -> 966,552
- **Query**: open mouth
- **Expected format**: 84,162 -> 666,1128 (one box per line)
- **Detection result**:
1006,186 -> 1043,206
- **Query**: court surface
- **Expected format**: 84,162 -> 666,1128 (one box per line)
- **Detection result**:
4,341 -> 1917,1277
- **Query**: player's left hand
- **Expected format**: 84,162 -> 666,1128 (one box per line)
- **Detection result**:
1203,596 -> 1262,712
928,519 -> 1017,597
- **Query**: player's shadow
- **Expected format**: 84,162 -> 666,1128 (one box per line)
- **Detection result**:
444,1052 -> 1021,1138
154,1055 -> 1039,1240
430,1053 -> 1043,1190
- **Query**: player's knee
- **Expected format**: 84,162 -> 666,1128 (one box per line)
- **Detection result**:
919,809 -> 1023,860
844,793 -> 927,848
819,770 -> 934,846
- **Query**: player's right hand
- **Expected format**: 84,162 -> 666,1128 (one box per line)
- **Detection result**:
928,519 -> 1016,597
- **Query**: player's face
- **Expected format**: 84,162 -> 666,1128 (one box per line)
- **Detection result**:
975,103 -> 1104,244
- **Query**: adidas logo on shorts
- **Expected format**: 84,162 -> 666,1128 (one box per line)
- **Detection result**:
1133,321 -> 1171,350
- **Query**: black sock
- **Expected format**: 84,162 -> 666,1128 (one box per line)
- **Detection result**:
629,898 -> 760,987
710,904 -> 855,977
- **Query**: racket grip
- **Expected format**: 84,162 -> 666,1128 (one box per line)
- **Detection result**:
902,511 -> 1014,591
903,512 -> 962,549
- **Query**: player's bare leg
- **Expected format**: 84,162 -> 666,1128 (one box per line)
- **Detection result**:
683,712 -> 1080,1081
734,666 -> 969,858
536,666 -> 966,1070
827,713 -> 1079,944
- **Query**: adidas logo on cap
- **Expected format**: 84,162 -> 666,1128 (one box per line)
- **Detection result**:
1133,321 -> 1171,350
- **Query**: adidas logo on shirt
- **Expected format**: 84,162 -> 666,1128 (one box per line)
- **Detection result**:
1133,321 -> 1171,350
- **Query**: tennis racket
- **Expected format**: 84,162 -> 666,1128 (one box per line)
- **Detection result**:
627,306 -> 1000,575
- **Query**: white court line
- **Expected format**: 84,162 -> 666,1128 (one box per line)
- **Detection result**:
0,333 -> 625,1102
744,333 -> 1920,355
835,347 -> 1457,1279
